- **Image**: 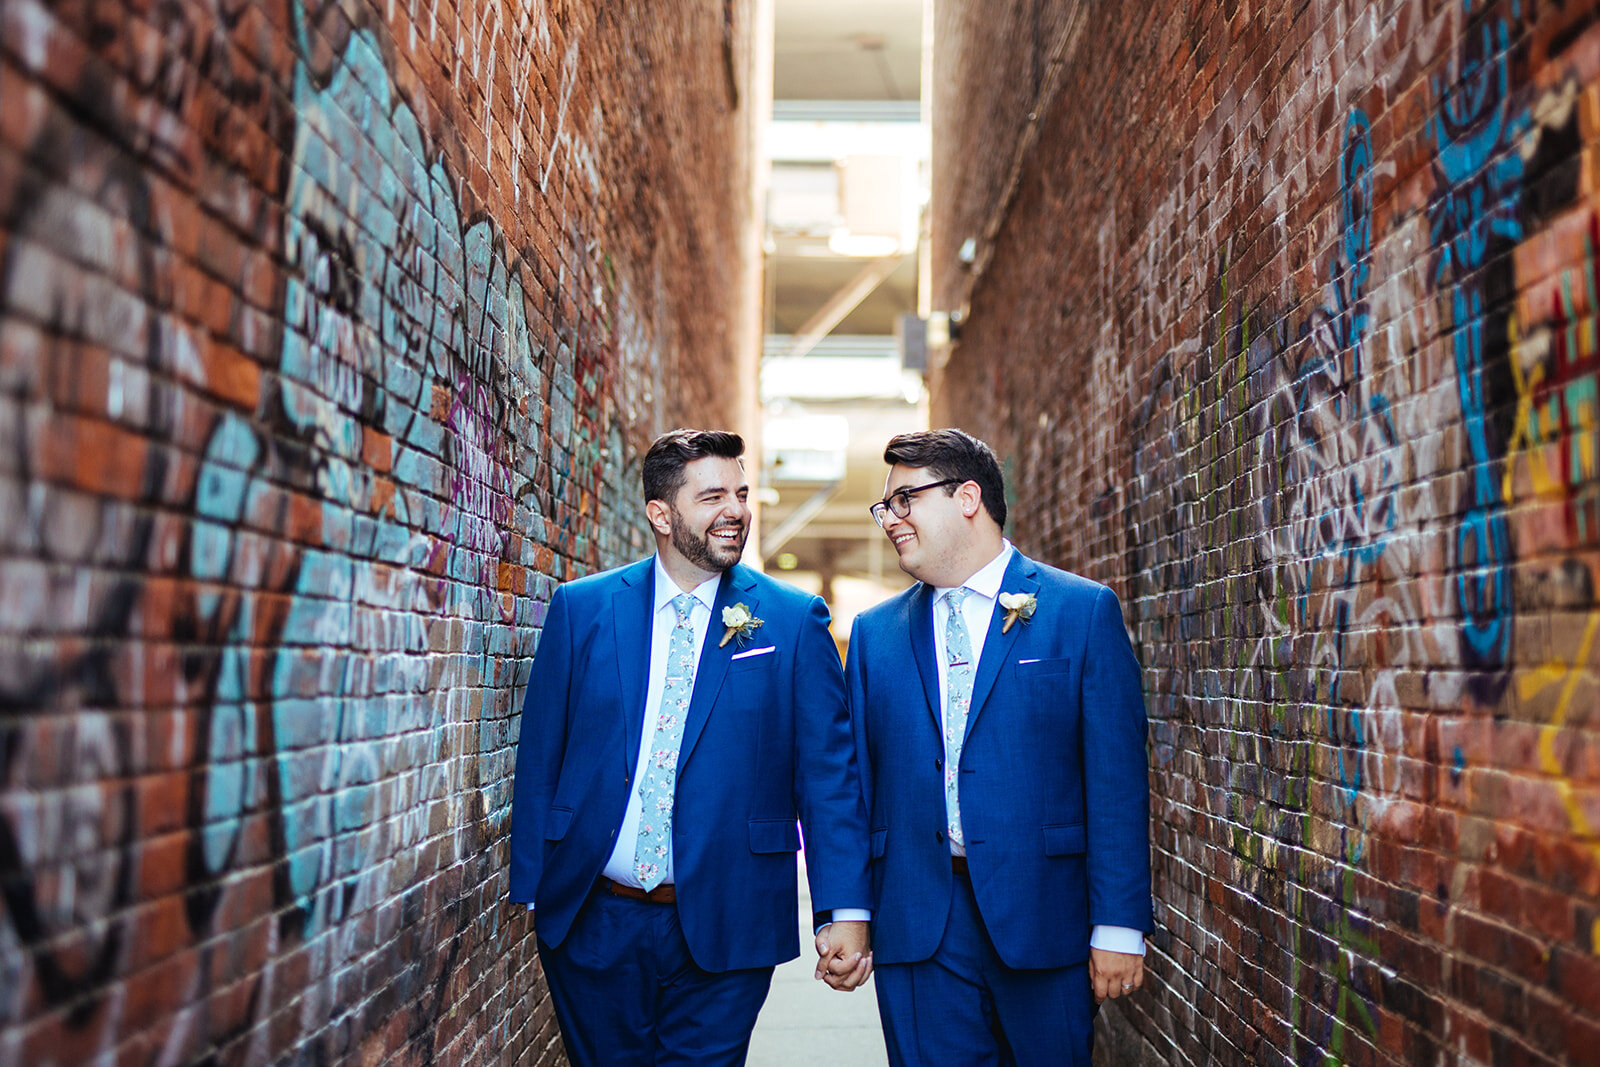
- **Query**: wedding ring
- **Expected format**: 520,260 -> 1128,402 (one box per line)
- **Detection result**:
1121,982 -> 1133,990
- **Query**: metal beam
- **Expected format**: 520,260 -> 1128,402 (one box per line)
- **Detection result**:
787,255 -> 902,359
760,481 -> 843,558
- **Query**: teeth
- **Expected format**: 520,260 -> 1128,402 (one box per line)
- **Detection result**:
893,533 -> 914,546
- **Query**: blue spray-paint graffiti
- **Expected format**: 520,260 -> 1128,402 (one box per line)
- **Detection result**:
1428,2 -> 1528,674
181,9 -> 575,1056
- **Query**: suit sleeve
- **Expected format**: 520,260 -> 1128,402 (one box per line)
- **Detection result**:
509,584 -> 574,903
1081,585 -> 1154,934
843,619 -> 874,824
792,595 -> 872,914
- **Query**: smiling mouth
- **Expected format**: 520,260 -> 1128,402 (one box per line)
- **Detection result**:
891,532 -> 914,547
710,526 -> 744,543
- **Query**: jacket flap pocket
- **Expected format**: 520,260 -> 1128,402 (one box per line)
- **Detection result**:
870,827 -> 888,859
749,818 -> 801,854
544,806 -> 574,841
1042,823 -> 1087,856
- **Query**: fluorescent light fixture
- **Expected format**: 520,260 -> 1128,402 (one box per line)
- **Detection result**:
827,231 -> 900,257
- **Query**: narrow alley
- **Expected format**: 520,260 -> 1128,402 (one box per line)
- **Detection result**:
2,0 -> 1598,1065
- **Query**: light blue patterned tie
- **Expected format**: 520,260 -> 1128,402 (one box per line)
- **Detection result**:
942,587 -> 974,848
634,593 -> 698,889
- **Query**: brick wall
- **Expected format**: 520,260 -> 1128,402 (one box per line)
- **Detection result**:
932,0 -> 1600,1063
0,0 -> 754,1062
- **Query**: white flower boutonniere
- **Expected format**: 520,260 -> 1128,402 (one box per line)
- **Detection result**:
720,602 -> 765,647
998,591 -> 1037,634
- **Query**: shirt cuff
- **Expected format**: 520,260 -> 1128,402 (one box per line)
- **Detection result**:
813,908 -> 872,933
1090,925 -> 1145,955
526,903 -> 535,912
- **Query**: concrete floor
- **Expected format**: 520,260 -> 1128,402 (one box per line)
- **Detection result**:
747,854 -> 889,1067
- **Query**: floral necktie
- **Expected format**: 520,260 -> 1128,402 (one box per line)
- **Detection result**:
633,593 -> 698,889
942,587 -> 974,849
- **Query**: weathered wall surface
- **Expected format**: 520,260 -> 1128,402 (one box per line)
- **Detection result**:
933,0 -> 1600,1063
0,0 -> 753,1062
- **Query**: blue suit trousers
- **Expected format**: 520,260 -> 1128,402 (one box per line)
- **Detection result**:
874,872 -> 1095,1067
537,888 -> 774,1066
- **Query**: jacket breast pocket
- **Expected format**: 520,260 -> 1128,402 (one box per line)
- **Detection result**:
749,818 -> 801,854
728,648 -> 781,674
1014,656 -> 1072,680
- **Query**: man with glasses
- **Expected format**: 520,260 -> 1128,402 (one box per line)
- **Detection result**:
833,428 -> 1151,1065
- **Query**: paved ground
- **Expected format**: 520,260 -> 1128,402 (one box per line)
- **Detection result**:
747,854 -> 889,1067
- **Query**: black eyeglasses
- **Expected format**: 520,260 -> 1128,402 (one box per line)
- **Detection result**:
869,479 -> 962,527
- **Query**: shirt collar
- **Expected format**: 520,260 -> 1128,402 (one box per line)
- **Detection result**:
653,555 -> 722,614
935,539 -> 1013,604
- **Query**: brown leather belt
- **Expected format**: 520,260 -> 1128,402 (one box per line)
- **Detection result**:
951,855 -> 969,877
599,877 -> 677,904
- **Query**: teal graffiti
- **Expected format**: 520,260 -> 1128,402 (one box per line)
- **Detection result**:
1427,2 -> 1528,673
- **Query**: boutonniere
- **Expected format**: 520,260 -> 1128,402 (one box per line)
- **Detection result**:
719,602 -> 765,647
998,591 -> 1037,634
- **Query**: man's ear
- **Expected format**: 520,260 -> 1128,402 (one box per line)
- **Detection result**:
645,499 -> 673,536
958,481 -> 983,518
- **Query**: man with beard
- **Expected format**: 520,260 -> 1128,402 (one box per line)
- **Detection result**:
511,429 -> 873,1066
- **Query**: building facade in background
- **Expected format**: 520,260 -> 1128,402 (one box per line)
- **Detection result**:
931,1 -> 1600,1065
0,0 -> 758,1062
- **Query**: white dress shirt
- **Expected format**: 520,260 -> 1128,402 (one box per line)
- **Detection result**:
931,541 -> 1145,957
599,558 -> 721,887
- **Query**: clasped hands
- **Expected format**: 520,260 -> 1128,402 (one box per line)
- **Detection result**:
813,920 -> 872,991
815,924 -> 1146,1000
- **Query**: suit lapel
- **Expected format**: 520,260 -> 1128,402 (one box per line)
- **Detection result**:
614,559 -> 655,774
964,552 -> 1039,739
906,583 -> 941,734
676,565 -> 757,770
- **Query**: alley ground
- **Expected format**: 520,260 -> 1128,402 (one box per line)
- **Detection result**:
747,854 -> 889,1066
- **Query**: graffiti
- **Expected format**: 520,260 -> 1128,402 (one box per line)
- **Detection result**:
0,0 -> 649,1058
0,70 -> 178,1049
1126,105 -> 1421,1063
1428,2 -> 1530,678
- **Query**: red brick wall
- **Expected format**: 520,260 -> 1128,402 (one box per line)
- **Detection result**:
933,0 -> 1600,1063
0,0 -> 753,1062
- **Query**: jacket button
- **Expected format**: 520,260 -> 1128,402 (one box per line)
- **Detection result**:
935,830 -> 944,843
935,757 -> 943,771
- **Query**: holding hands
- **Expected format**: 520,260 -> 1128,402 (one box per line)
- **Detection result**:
1089,946 -> 1145,1002
813,921 -> 873,991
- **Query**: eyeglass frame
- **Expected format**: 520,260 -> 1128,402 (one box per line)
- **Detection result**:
869,478 -> 964,527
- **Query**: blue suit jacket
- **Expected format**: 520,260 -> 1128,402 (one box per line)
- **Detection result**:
510,559 -> 871,972
846,550 -> 1152,969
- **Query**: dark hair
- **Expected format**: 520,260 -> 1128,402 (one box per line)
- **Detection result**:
642,429 -> 745,503
883,428 -> 1006,528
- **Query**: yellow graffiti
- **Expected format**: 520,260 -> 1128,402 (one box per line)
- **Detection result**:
1518,611 -> 1599,845
1505,223 -> 1600,528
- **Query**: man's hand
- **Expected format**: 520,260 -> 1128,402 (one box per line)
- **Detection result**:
1089,946 -> 1144,1002
813,921 -> 873,991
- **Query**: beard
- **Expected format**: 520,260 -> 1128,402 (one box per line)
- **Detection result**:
669,507 -> 746,572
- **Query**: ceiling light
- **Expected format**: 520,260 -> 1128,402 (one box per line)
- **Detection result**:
828,231 -> 900,257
